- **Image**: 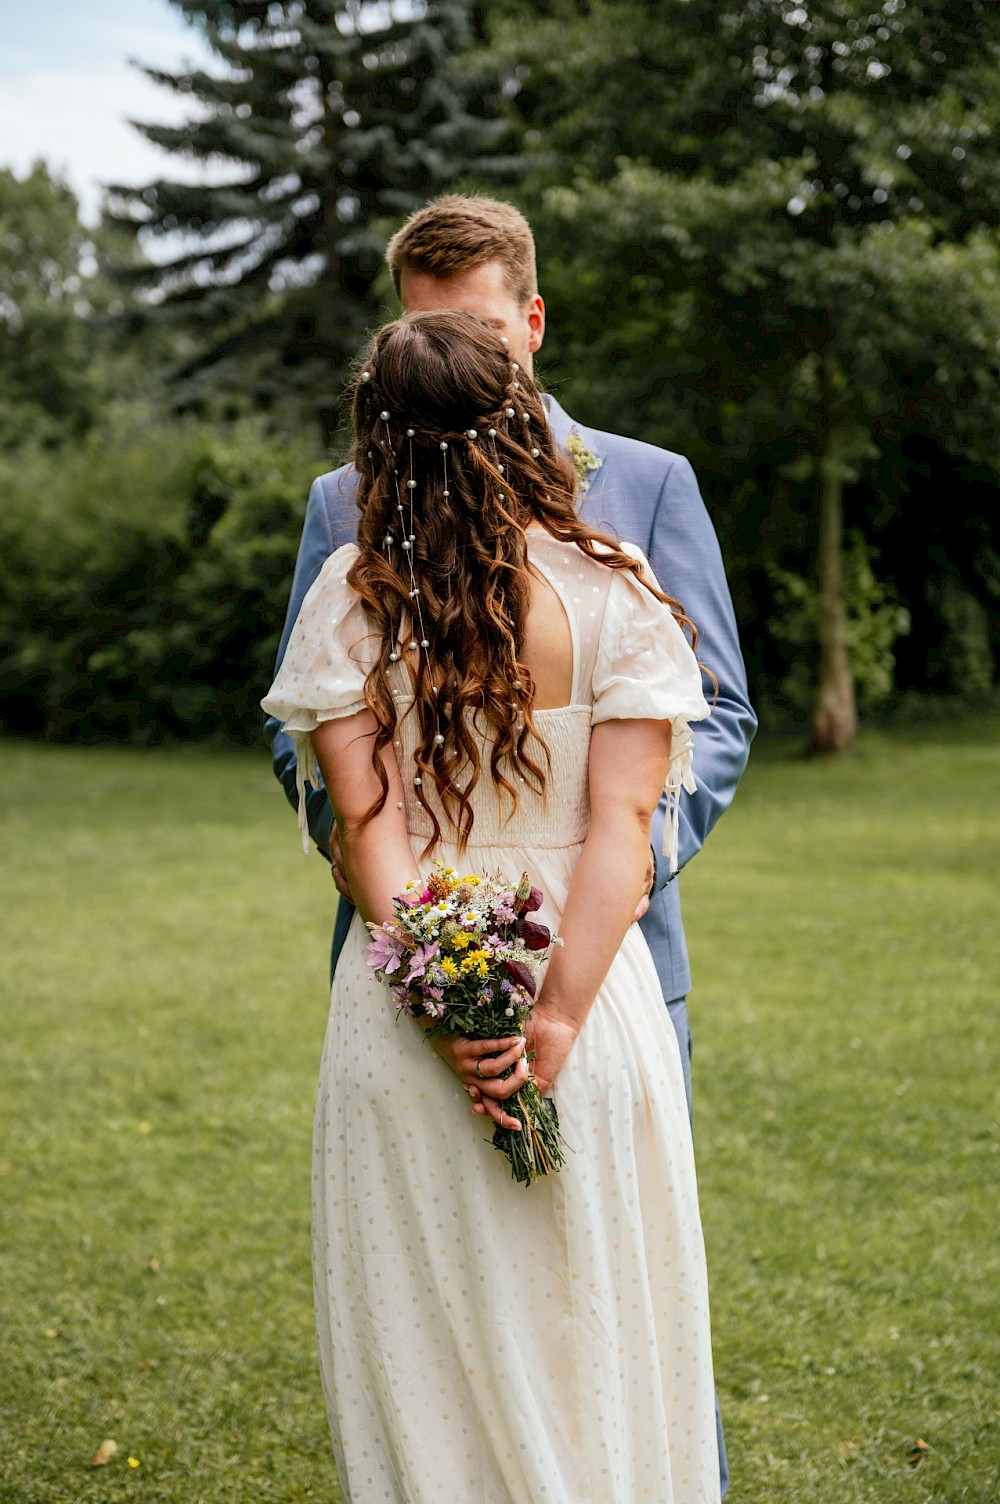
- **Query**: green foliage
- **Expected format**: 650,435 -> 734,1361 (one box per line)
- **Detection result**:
0,166 -> 101,446
0,414 -> 319,743
768,531 -> 911,710
2,727 -> 999,1499
489,0 -> 1000,708
105,0 -> 514,430
925,576 -> 995,696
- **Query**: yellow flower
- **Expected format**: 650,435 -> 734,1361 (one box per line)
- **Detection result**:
467,948 -> 489,965
462,911 -> 478,925
460,955 -> 477,972
461,874 -> 481,886
440,957 -> 458,979
450,932 -> 472,951
405,880 -> 417,890
127,1458 -> 141,1469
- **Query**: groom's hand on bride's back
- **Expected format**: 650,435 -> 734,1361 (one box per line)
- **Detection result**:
632,850 -> 655,924
328,826 -> 354,901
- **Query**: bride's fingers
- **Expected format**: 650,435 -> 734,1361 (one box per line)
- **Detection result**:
479,1093 -> 522,1132
475,1055 -> 530,1101
469,1036 -> 522,1061
474,1038 -> 527,1078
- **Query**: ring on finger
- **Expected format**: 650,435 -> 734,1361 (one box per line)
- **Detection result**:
475,1058 -> 483,1079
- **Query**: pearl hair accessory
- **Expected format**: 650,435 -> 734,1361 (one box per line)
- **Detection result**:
377,409 -> 448,786
363,344 -> 545,809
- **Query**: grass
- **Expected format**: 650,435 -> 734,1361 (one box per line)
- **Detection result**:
0,725 -> 997,1503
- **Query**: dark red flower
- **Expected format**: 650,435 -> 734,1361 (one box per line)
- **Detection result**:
520,919 -> 551,951
505,958 -> 537,997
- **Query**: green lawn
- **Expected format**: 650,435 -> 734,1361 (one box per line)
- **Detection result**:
0,727 -> 997,1503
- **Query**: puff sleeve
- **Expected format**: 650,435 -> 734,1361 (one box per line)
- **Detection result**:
591,543 -> 712,875
261,544 -> 375,853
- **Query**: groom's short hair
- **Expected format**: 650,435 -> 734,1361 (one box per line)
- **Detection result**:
386,195 -> 538,308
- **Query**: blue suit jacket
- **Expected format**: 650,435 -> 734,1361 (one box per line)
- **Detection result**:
265,395 -> 756,1003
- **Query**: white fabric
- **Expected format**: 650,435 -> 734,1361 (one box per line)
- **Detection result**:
262,544 -> 372,852
264,533 -> 719,1503
261,534 -> 712,868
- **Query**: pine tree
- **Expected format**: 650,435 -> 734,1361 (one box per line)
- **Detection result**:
107,0 -> 512,433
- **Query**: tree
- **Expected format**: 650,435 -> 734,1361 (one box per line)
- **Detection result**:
490,0 -> 1000,746
106,0 -> 514,435
0,165 -> 101,447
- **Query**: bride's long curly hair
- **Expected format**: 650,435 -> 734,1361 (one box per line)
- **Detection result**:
347,309 -> 697,852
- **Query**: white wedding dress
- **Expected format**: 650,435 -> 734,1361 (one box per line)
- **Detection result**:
263,532 -> 719,1504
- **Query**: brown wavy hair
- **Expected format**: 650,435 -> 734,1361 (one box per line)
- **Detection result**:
347,309 -> 696,853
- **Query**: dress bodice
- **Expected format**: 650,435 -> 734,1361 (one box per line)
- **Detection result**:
261,529 -> 711,869
396,700 -> 593,850
394,530 -> 610,850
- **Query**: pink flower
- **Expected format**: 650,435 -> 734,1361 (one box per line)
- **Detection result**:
402,941 -> 440,988
367,928 -> 405,976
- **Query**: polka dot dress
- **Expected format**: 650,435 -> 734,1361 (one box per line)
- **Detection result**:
264,535 -> 719,1503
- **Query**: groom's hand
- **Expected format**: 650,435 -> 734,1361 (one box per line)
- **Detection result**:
328,827 -> 354,901
632,850 -> 655,923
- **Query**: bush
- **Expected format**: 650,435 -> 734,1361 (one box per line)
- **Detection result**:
0,413 -> 322,743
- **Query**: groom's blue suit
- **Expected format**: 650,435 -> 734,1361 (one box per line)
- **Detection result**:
265,394 -> 754,1499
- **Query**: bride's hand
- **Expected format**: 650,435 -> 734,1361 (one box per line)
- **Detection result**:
524,1006 -> 580,1097
427,1031 -> 530,1132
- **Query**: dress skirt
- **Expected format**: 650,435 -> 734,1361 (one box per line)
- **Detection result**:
311,839 -> 719,1504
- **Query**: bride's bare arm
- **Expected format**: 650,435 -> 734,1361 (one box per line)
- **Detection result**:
311,710 -> 420,928
530,717 -> 672,1094
311,711 -> 529,1127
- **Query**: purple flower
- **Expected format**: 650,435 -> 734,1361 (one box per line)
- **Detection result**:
391,983 -> 414,1015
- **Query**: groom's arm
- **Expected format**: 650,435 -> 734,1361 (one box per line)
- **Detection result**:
264,470 -> 353,860
646,454 -> 756,895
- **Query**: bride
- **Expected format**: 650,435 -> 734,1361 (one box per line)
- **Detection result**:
262,309 -> 719,1503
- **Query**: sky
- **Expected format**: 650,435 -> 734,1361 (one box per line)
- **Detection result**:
0,0 -> 216,224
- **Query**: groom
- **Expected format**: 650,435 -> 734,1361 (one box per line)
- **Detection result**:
265,194 -> 755,1496
268,195 -> 755,1093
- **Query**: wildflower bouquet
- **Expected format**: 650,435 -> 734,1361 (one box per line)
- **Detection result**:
365,865 -> 566,1187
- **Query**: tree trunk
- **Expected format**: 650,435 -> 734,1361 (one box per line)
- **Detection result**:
810,428 -> 857,753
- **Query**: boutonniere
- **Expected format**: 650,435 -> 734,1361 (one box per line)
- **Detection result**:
565,430 -> 602,495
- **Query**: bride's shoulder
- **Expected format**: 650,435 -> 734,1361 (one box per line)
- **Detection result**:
305,542 -> 361,596
322,541 -> 361,577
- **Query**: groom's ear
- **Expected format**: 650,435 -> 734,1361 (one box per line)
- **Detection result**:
527,294 -> 545,354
